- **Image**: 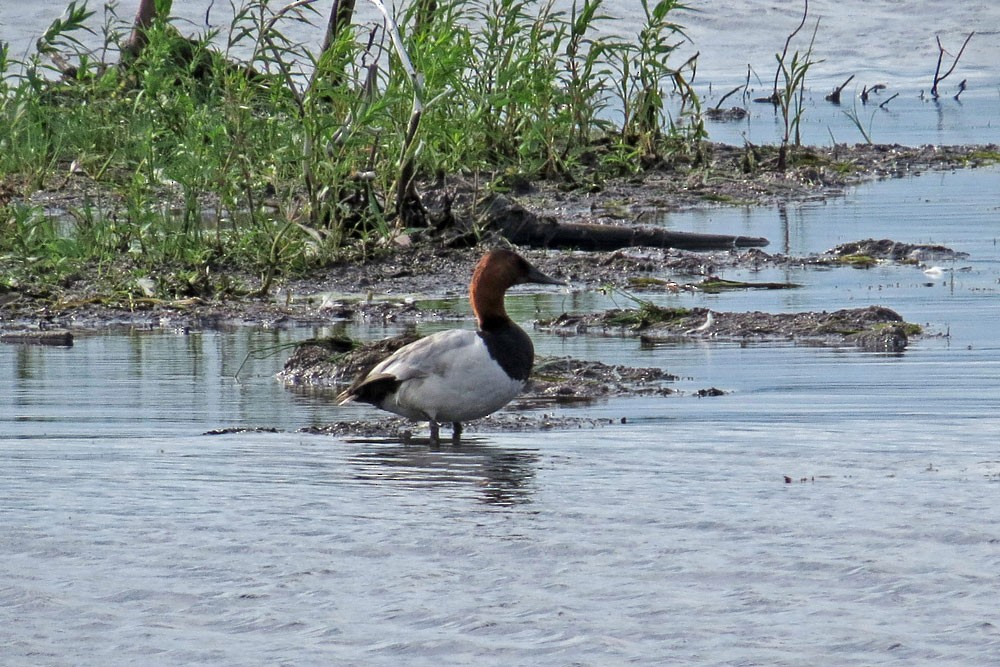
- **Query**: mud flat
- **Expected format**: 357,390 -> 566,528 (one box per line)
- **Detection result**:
540,305 -> 918,352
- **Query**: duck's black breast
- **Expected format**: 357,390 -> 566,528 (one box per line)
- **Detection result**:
477,322 -> 534,382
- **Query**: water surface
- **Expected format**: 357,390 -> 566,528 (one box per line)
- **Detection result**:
4,166 -> 1000,665
3,3 -> 1000,665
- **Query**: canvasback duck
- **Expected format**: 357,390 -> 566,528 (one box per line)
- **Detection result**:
336,249 -> 562,443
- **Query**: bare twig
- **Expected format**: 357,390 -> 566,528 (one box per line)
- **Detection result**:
366,0 -> 422,97
931,32 -> 974,99
256,0 -> 319,59
714,83 -> 746,110
860,83 -> 885,105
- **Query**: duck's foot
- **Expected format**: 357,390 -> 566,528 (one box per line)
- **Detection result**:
426,421 -> 463,446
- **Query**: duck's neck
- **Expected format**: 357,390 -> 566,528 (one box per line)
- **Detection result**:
470,282 -> 511,331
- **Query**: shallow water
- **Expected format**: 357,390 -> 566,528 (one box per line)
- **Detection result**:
4,166 -> 1000,665
4,3 -> 1000,665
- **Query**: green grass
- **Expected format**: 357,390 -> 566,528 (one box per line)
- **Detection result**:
0,0 -> 706,296
964,149 -> 1000,164
770,0 -> 819,171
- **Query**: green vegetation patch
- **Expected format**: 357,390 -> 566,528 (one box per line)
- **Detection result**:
875,322 -> 923,337
964,149 -> 1000,164
0,0 -> 708,298
834,254 -> 878,268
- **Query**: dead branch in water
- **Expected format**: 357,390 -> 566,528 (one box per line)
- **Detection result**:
931,32 -> 974,99
825,75 -> 854,104
879,92 -> 899,109
713,83 -> 747,111
860,83 -> 885,104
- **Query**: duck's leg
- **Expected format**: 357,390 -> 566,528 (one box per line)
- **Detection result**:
428,420 -> 440,445
451,422 -> 463,444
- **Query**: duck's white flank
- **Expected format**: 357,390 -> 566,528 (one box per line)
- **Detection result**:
363,329 -> 526,423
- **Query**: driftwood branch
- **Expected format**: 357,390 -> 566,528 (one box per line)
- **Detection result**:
953,79 -> 967,101
879,92 -> 899,109
713,84 -> 745,110
481,195 -> 768,251
860,83 -> 885,104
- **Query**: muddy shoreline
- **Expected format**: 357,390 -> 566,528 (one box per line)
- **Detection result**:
2,142 -> 993,331
2,142 -> 992,437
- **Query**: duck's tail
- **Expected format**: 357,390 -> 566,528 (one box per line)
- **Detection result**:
336,372 -> 400,407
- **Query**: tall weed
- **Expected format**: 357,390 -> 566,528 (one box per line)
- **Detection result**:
1,0 -> 701,288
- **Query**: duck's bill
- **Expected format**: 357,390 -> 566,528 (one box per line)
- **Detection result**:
525,264 -> 565,286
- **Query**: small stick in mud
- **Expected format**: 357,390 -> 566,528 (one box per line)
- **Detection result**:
931,32 -> 974,99
825,75 -> 854,104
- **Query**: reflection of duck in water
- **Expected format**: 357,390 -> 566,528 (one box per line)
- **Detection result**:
352,443 -> 539,506
337,249 -> 562,444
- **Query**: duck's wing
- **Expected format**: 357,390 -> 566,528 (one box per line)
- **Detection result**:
370,329 -> 478,379
337,330 -> 478,405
